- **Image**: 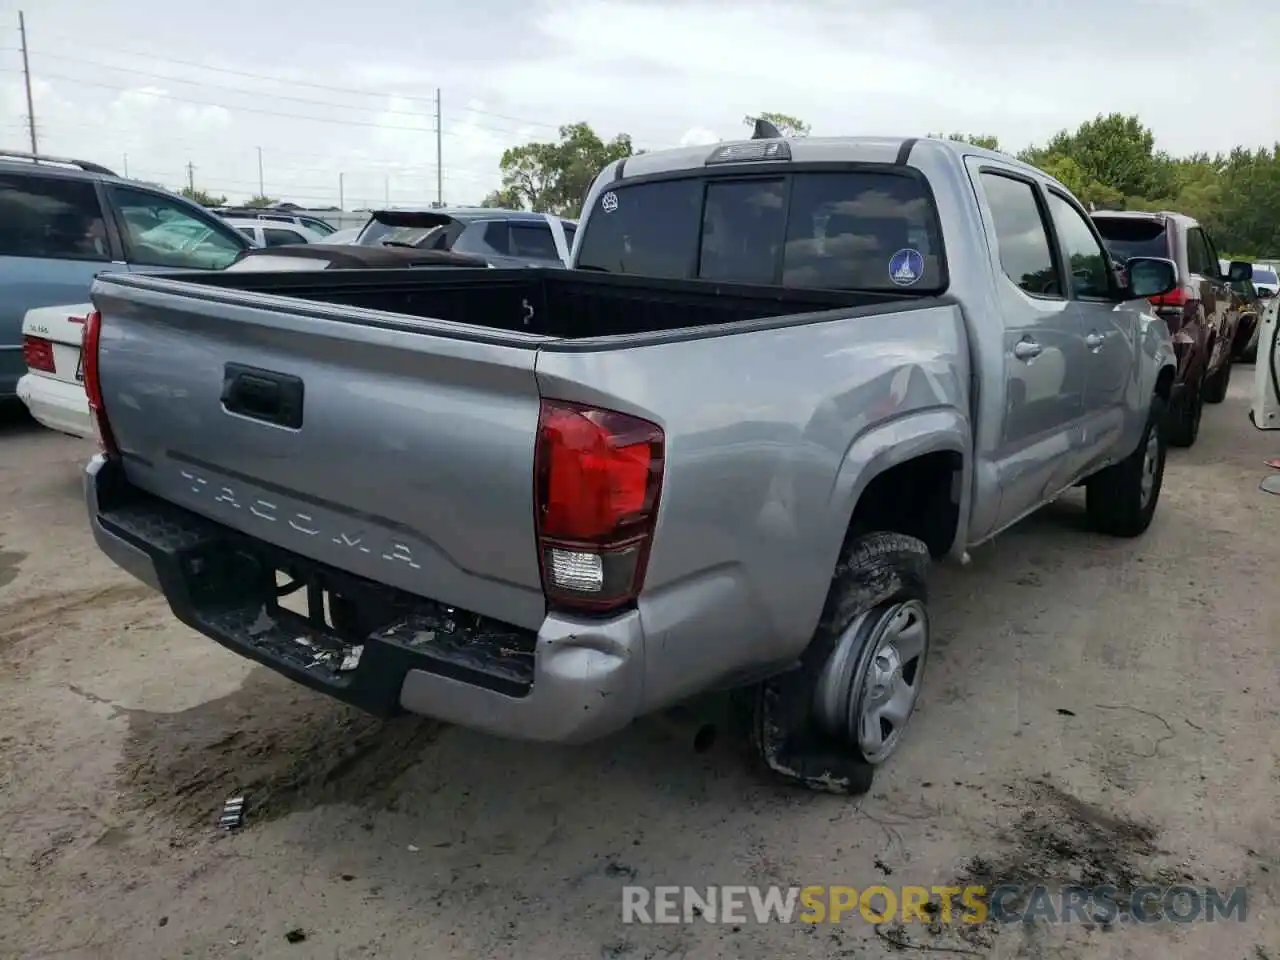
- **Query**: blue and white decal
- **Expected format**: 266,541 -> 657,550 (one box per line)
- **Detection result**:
889,248 -> 924,287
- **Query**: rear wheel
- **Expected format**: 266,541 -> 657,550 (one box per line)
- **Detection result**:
1167,375 -> 1203,448
1203,356 -> 1232,404
751,532 -> 930,795
1086,396 -> 1166,537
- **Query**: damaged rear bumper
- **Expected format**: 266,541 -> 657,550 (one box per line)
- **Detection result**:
84,454 -> 644,744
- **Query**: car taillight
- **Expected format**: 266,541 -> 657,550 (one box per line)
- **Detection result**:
82,310 -> 120,458
22,335 -> 55,374
1149,288 -> 1188,308
534,399 -> 664,614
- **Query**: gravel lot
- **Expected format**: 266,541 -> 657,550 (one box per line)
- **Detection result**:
1,375 -> 1276,960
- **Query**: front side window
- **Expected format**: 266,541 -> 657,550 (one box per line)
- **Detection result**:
1047,192 -> 1113,299
576,170 -> 945,291
0,174 -> 110,261
111,186 -> 244,268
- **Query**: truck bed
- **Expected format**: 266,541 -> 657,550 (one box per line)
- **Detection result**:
142,266 -> 911,340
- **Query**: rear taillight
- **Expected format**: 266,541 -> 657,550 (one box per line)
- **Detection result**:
534,399 -> 665,614
22,335 -> 55,373
82,310 -> 120,458
1149,288 -> 1188,309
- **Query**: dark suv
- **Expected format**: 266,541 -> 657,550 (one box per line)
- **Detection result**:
0,150 -> 252,402
1092,210 -> 1251,447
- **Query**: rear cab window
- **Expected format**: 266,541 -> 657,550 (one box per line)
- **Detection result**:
0,173 -> 112,261
575,169 -> 947,292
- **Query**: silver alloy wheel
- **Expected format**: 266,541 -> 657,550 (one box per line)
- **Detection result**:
814,598 -> 930,765
1140,428 -> 1161,508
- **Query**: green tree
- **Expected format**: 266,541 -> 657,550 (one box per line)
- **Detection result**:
179,186 -> 227,207
245,194 -> 280,207
1020,113 -> 1174,203
492,122 -> 635,216
928,132 -> 1002,151
744,112 -> 810,137
480,186 -> 524,209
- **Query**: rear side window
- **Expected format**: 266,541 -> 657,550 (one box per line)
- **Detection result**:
510,223 -> 562,260
0,174 -> 110,261
263,228 -> 304,246
576,170 -> 945,291
979,172 -> 1061,297
1186,228 -> 1214,277
1092,217 -> 1170,264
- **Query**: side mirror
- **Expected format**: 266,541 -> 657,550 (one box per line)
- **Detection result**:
1126,256 -> 1178,299
1228,260 -> 1253,282
1260,288 -> 1274,299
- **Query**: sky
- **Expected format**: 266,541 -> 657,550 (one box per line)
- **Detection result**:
1,0 -> 1276,210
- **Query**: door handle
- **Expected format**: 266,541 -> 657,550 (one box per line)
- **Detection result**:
1013,338 -> 1043,361
221,363 -> 305,429
1085,332 -> 1105,351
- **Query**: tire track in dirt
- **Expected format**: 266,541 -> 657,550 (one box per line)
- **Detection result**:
0,581 -> 158,653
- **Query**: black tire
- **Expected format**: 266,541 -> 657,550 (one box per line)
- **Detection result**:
750,532 -> 930,795
1241,341 -> 1258,364
1085,396 -> 1167,538
1203,357 -> 1231,404
1166,376 -> 1203,448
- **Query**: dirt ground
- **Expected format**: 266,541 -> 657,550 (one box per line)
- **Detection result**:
1,374 -> 1276,960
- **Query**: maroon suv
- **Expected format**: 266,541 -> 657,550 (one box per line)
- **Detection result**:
1092,211 -> 1251,447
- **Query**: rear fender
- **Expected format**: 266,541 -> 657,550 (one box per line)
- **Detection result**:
828,408 -> 972,562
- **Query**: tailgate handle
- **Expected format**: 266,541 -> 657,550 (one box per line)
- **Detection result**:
221,363 -> 304,429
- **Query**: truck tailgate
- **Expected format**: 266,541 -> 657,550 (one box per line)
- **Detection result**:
91,277 -> 548,631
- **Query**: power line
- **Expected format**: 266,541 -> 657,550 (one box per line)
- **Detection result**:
23,32 -> 691,134
0,66 -> 440,133
30,48 -> 448,122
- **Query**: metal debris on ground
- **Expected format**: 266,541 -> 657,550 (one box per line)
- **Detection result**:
339,645 -> 364,672
219,796 -> 246,830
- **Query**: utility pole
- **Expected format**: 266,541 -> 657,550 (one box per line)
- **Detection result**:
338,172 -> 344,210
186,161 -> 195,193
122,154 -> 128,177
256,146 -> 264,198
384,175 -> 389,206
434,88 -> 443,206
18,11 -> 38,156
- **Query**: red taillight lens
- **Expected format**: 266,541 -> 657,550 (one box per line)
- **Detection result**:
534,400 -> 664,614
22,335 -> 55,373
82,310 -> 120,458
1149,288 -> 1188,308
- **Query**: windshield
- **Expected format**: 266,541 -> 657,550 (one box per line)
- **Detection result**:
1252,267 -> 1278,286
1092,217 -> 1170,262
576,169 -> 946,292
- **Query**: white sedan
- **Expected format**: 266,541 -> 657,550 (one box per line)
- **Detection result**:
16,303 -> 93,439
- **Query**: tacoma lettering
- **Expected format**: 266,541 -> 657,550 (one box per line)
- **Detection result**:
177,468 -> 419,569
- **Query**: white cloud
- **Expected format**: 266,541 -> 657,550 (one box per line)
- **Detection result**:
680,127 -> 721,147
0,0 -> 1276,212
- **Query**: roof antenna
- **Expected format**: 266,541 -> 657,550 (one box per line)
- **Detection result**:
751,117 -> 783,140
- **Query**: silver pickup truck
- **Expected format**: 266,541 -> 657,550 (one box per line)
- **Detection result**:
82,135 -> 1179,795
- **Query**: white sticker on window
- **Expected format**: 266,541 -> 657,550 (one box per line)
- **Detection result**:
601,191 -> 618,214
889,248 -> 924,286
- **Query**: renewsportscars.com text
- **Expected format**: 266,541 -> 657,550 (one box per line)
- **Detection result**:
621,884 -> 1248,925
